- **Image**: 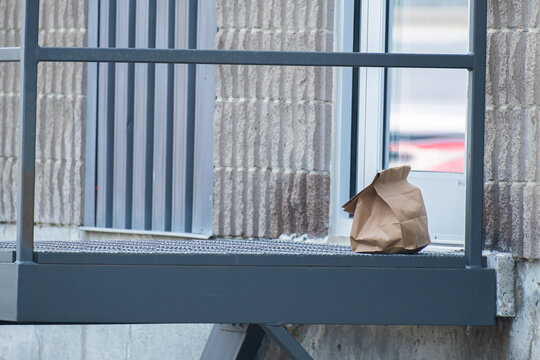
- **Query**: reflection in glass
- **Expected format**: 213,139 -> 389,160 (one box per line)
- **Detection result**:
386,0 -> 469,173
389,0 -> 469,54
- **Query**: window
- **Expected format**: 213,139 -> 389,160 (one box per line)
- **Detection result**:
331,0 -> 470,245
84,0 -> 216,236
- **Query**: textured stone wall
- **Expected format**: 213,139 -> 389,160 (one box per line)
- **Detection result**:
0,0 -> 86,227
213,0 -> 334,238
484,0 -> 540,259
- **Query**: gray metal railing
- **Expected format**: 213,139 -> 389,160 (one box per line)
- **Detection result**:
0,0 -> 486,267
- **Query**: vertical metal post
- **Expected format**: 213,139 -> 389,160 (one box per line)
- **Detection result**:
105,0 -> 117,227
349,0 -> 361,199
96,0 -> 117,228
144,0 -> 157,230
125,0 -> 136,229
184,0 -> 198,233
164,0 -> 176,231
465,0 -> 487,268
16,0 -> 40,263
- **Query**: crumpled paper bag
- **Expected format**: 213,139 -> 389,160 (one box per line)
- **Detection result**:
342,165 -> 431,254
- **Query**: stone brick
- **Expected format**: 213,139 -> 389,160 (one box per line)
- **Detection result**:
484,181 -> 540,259
38,62 -> 86,96
214,98 -> 332,172
214,167 -> 330,238
486,252 -> 516,317
485,107 -> 539,183
33,159 -> 84,225
487,30 -> 540,107
488,0 -> 540,30
0,0 -> 21,32
0,62 -> 20,93
487,31 -> 510,106
36,94 -> 86,162
0,92 -> 20,158
0,157 -> 18,222
0,29 -> 20,48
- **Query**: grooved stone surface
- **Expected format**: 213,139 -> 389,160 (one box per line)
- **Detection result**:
213,0 -> 335,238
484,0 -> 540,259
0,0 -> 86,226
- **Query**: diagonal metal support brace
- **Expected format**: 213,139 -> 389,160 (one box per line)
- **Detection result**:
260,324 -> 313,360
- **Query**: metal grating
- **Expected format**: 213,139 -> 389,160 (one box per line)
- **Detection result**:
0,238 -> 463,256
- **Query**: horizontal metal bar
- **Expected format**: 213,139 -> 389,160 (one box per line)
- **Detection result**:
31,252 -> 468,268
466,0 -> 487,268
37,47 -> 475,69
7,263 -> 495,325
0,47 -> 20,62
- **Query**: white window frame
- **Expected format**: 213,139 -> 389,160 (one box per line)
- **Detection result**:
330,0 -> 466,246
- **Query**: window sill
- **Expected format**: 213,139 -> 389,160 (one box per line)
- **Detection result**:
79,227 -> 212,240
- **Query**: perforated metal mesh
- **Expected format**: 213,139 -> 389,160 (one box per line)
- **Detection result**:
0,239 -> 462,257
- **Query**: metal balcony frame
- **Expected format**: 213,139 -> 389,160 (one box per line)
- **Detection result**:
0,1 -> 494,357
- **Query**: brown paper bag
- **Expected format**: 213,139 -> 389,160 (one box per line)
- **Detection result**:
342,165 -> 430,254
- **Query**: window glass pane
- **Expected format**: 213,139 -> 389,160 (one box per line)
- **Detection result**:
386,0 -> 469,173
389,0 -> 469,54
386,68 -> 467,173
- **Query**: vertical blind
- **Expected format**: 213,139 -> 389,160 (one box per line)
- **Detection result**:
86,0 -> 214,235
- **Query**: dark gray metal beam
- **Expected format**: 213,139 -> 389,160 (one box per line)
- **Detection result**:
9,263 -> 495,325
260,324 -> 313,360
182,0 -> 199,232
36,47 -> 475,69
465,0 -> 487,268
16,0 -> 40,263
30,251 -> 470,268
0,47 -> 20,62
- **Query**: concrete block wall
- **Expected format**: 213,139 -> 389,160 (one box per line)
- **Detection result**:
213,0 -> 335,238
0,0 -> 21,225
484,0 -> 540,259
0,0 -> 86,227
0,324 -> 212,360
